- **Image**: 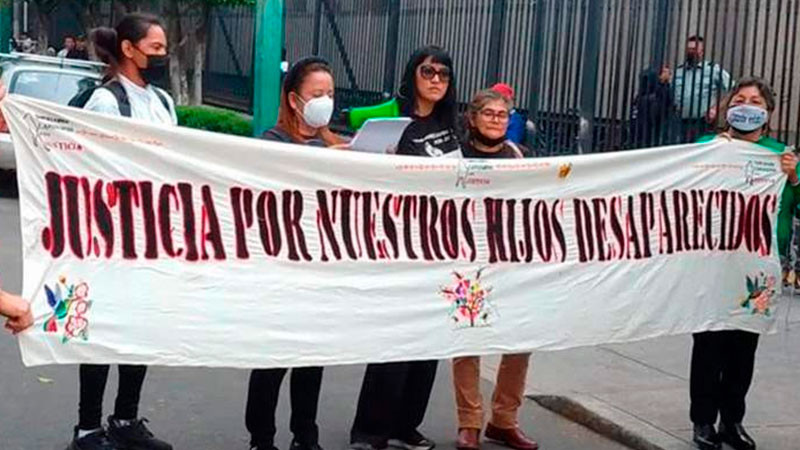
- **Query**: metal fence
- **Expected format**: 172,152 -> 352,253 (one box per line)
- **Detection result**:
203,5 -> 256,112
205,0 -> 800,154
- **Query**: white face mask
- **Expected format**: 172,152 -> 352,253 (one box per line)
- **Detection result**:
727,104 -> 769,132
296,94 -> 334,128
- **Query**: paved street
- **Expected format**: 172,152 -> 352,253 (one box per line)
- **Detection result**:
0,198 -> 628,449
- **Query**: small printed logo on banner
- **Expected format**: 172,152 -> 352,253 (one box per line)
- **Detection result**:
743,159 -> 777,185
441,268 -> 496,328
22,112 -> 77,152
42,276 -> 93,343
455,160 -> 492,188
558,163 -> 573,179
735,272 -> 776,317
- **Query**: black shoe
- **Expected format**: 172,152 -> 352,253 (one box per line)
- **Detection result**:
693,424 -> 721,450
250,447 -> 279,450
290,440 -> 323,450
68,428 -> 120,450
107,416 -> 173,450
388,430 -> 435,450
719,423 -> 756,450
351,441 -> 387,450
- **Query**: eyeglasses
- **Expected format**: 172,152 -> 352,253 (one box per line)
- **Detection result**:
419,64 -> 452,82
478,109 -> 510,122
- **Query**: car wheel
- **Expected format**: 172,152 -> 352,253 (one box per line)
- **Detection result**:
0,169 -> 19,198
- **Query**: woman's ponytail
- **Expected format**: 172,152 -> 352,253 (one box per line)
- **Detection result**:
90,27 -> 119,79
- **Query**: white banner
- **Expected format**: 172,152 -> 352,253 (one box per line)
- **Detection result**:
2,95 -> 785,368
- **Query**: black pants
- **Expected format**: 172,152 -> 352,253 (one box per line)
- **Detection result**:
79,364 -> 147,430
246,367 -> 324,447
690,330 -> 759,426
350,360 -> 438,447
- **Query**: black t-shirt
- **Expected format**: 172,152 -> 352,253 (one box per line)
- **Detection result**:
462,140 -> 525,159
261,126 -> 325,148
396,114 -> 461,157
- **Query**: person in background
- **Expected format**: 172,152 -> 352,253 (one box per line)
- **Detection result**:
630,65 -> 676,148
58,35 -> 76,58
245,56 -> 342,450
70,13 -> 176,450
18,32 -> 36,53
664,35 -> 732,143
349,45 -> 458,450
489,83 -> 526,146
691,77 -> 798,450
72,35 -> 90,60
453,91 -> 536,450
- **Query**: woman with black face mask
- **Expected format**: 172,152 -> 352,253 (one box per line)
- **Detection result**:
83,14 -> 176,125
67,13 -> 176,450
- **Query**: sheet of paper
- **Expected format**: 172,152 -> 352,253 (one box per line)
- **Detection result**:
349,117 -> 413,154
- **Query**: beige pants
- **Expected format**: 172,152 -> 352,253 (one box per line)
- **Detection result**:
452,353 -> 531,429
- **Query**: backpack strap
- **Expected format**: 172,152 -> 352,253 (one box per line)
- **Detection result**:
102,81 -> 131,118
153,88 -> 172,115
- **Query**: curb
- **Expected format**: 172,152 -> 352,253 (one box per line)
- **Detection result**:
528,394 -> 693,450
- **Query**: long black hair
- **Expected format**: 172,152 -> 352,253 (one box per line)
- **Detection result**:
398,45 -> 458,129
90,13 -> 164,79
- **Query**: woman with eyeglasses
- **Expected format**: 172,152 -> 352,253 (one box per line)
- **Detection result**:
348,46 -> 459,450
451,90 -> 536,450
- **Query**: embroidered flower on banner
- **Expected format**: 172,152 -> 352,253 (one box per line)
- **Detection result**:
42,277 -> 93,343
739,272 -> 776,316
441,268 -> 495,328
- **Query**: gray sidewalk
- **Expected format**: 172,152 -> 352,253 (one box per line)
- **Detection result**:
502,293 -> 800,450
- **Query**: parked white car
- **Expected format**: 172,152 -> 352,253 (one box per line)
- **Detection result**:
0,52 -> 104,170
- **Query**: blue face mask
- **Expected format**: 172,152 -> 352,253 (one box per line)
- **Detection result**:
727,104 -> 769,133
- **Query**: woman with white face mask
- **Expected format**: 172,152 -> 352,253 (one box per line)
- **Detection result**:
258,56 -> 343,147
690,78 -> 799,450
246,56 -> 342,450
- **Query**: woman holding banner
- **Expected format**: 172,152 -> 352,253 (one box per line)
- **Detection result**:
245,56 -> 342,450
349,45 -> 459,450
690,78 -> 799,450
451,89 -> 537,450
67,13 -> 176,450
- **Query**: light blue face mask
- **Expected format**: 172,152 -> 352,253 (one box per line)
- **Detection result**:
726,104 -> 769,132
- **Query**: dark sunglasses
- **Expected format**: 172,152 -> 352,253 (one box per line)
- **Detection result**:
419,64 -> 452,82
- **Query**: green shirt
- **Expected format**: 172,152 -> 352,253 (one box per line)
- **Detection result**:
697,134 -> 799,257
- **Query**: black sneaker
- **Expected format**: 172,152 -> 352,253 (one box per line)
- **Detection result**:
388,430 -> 435,450
107,416 -> 173,450
68,428 -> 119,450
718,423 -> 756,450
692,424 -> 721,450
350,442 -> 387,450
291,440 -> 323,450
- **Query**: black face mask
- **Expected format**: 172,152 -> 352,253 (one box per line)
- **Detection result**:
135,47 -> 169,85
472,128 -> 506,147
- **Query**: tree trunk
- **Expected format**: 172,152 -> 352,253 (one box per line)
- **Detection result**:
165,0 -> 185,105
190,3 -> 210,106
36,11 -> 49,53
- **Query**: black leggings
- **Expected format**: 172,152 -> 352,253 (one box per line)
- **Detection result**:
78,364 -> 147,430
690,330 -> 759,426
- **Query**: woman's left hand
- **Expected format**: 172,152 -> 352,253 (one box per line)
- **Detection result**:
781,152 -> 799,184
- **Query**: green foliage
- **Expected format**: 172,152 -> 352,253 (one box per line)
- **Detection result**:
176,105 -> 253,137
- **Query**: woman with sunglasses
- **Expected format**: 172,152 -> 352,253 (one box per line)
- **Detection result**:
395,45 -> 461,157
452,89 -> 537,450
349,46 -> 458,450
